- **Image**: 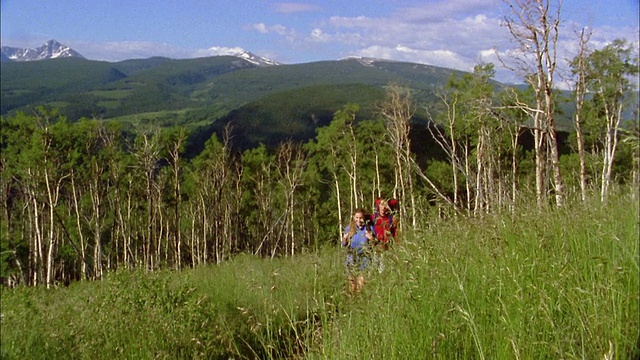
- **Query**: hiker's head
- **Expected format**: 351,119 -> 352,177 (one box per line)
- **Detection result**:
376,198 -> 389,215
353,208 -> 368,227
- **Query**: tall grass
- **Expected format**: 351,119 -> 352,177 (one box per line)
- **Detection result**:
1,192 -> 638,359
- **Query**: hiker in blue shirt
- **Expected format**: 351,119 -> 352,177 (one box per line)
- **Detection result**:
341,208 -> 376,293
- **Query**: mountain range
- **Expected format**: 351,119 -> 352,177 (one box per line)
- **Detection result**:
1,40 -> 85,62
0,39 -> 280,67
2,39 -> 606,153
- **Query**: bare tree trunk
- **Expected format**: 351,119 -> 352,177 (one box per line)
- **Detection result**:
43,161 -> 67,287
374,152 -> 381,197
475,130 -> 485,214
334,174 -> 343,240
427,94 -> 463,213
572,28 -> 591,203
601,103 -> 623,202
347,125 -> 359,210
465,144 -> 472,212
28,180 -> 44,286
70,174 -> 88,280
276,141 -> 308,257
123,177 -> 134,269
575,112 -> 588,202
448,101 -> 460,208
90,169 -> 103,280
510,125 -> 521,209
167,129 -> 186,269
200,194 -> 208,264
545,79 -> 564,207
134,132 -> 160,271
501,0 -> 565,208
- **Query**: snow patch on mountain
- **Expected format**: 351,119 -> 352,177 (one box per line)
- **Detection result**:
1,40 -> 85,62
235,51 -> 280,67
1,40 -> 279,66
339,56 -> 390,67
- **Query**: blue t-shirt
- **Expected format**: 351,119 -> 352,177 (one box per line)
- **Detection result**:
343,224 -> 376,254
344,224 -> 375,271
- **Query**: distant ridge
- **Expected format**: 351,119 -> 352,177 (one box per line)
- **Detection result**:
1,40 -> 85,62
339,56 -> 391,66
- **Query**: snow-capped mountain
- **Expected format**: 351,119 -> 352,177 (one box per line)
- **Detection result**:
1,42 -> 278,66
235,51 -> 280,67
1,40 -> 85,62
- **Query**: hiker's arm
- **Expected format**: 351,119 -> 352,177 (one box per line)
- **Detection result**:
341,232 -> 350,246
365,229 -> 375,241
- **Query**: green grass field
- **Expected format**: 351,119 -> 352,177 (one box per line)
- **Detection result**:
1,191 -> 638,359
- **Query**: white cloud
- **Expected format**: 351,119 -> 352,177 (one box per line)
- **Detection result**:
74,41 -> 194,61
355,44 -> 471,71
248,0 -> 633,85
69,41 -> 250,62
395,45 -> 417,54
247,2 -> 513,69
248,23 -> 297,39
319,3 -> 509,74
251,23 -> 270,34
196,46 -> 245,57
388,0 -> 500,26
310,28 -> 331,43
40,0 -> 637,86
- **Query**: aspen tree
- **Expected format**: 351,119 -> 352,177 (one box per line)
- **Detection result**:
241,144 -> 277,256
583,39 -> 638,202
501,0 -> 565,207
432,65 -> 499,213
100,122 -> 128,270
189,127 -> 237,264
311,104 -> 360,239
162,127 -> 188,269
132,128 -> 160,270
355,119 -> 393,207
381,84 -> 416,228
30,109 -> 75,287
496,87 -> 529,209
189,136 -> 227,264
569,28 -> 592,203
275,141 -> 307,257
2,112 -> 47,285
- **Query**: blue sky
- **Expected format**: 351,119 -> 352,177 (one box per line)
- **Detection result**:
1,0 -> 638,83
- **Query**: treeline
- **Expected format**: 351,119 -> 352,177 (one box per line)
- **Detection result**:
0,101 -> 398,286
2,51 -> 638,287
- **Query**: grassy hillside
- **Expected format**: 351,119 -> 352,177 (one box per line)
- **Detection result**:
2,191 -> 637,359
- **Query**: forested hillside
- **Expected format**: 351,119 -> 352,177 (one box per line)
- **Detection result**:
0,56 -> 460,120
1,56 -> 480,150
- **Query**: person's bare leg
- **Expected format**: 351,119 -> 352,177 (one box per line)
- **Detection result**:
356,275 -> 365,293
348,275 -> 356,294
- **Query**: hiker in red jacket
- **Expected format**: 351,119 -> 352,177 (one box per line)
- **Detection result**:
371,197 -> 398,251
